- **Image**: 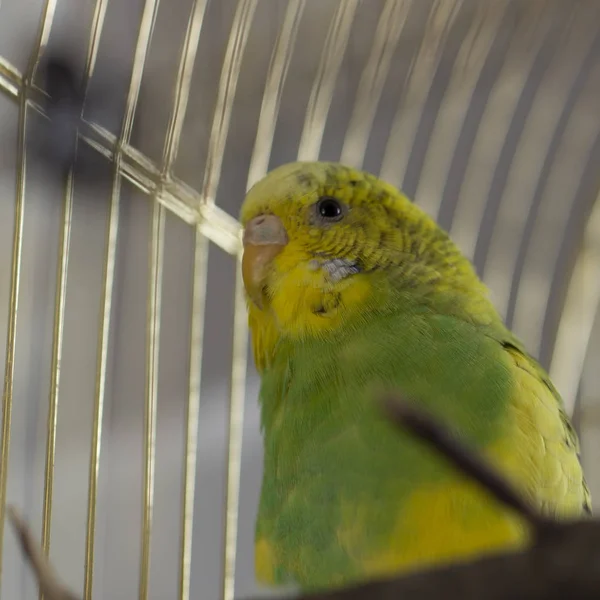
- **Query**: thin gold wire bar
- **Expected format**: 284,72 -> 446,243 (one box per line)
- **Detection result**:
0,74 -> 28,590
448,4 -> 555,260
550,187 -> 600,414
412,1 -> 510,218
510,94 -> 600,354
121,1 -> 160,147
221,262 -> 249,600
84,1 -> 160,596
139,201 -> 165,600
201,0 -> 258,206
0,0 -> 57,583
208,4 -> 300,587
507,36 -> 600,354
484,9 -> 598,322
178,231 -> 209,600
130,1 -> 163,597
474,8 -> 572,287
183,7 -> 264,586
246,0 -> 305,190
162,0 -> 209,174
152,2 -> 211,597
0,63 -> 243,250
340,0 -> 409,169
296,0 -> 359,162
212,5 -> 265,597
136,4 -> 168,591
0,56 -> 21,99
211,2 -> 296,600
40,169 -> 73,599
219,3 -> 310,591
84,170 -> 119,600
195,201 -> 240,253
85,0 -> 111,78
40,3 -> 109,595
380,0 -> 464,189
25,0 -> 58,82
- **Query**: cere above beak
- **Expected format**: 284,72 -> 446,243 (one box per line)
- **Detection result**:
242,214 -> 288,309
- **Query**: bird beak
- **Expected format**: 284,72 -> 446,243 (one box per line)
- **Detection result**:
242,215 -> 288,309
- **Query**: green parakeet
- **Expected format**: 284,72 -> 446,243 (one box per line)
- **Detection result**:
239,161 -> 591,592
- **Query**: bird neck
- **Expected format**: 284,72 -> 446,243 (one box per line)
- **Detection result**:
247,263 -> 501,375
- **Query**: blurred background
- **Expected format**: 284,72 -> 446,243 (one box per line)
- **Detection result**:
0,0 -> 599,599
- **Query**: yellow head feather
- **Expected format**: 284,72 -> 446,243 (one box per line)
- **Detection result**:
240,161 -> 494,372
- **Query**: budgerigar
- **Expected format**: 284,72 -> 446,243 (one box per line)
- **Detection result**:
239,161 -> 591,592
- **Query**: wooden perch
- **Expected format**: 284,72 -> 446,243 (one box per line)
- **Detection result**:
6,394 -> 600,600
6,506 -> 80,600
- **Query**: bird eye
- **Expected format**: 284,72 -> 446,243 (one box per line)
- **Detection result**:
316,196 -> 344,221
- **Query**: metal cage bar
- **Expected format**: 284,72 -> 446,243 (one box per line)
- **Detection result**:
136,0 -> 166,597
0,65 -> 28,591
220,266 -> 249,600
0,2 -> 600,598
140,194 -> 165,600
84,0 -> 161,596
441,3 -> 553,258
40,3 -> 109,597
178,231 -> 209,600
484,11 -> 599,324
297,0 -> 359,162
0,0 -> 58,582
380,0 -> 464,190
410,1 -> 509,220
156,2 -> 211,598
0,60 -> 242,244
201,0 -> 258,206
339,0 -> 410,169
82,180 -> 111,598
550,185 -> 600,413
246,0 -> 305,190
162,0 -> 210,177
84,157 -> 118,600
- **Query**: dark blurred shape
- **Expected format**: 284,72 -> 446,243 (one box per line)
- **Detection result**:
34,54 -> 84,176
28,49 -> 128,192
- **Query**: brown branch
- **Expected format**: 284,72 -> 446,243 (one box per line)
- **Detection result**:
380,394 -> 550,532
7,393 -> 599,600
258,520 -> 600,600
6,506 -> 80,600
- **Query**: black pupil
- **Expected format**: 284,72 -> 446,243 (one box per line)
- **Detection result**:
319,198 -> 342,218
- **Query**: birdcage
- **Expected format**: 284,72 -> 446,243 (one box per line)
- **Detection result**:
0,0 -> 599,599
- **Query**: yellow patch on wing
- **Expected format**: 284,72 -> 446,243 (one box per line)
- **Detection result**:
337,480 -> 527,581
255,538 -> 278,585
332,340 -> 588,584
493,345 -> 589,518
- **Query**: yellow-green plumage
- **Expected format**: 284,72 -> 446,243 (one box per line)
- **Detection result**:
240,161 -> 591,592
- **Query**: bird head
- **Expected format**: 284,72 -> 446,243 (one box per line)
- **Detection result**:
239,161 -> 488,371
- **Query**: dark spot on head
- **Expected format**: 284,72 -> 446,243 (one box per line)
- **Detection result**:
312,292 -> 341,316
378,230 -> 389,249
296,173 -> 316,188
380,203 -> 397,224
349,180 -> 357,187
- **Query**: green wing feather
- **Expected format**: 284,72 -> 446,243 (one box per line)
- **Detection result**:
255,287 -> 590,589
